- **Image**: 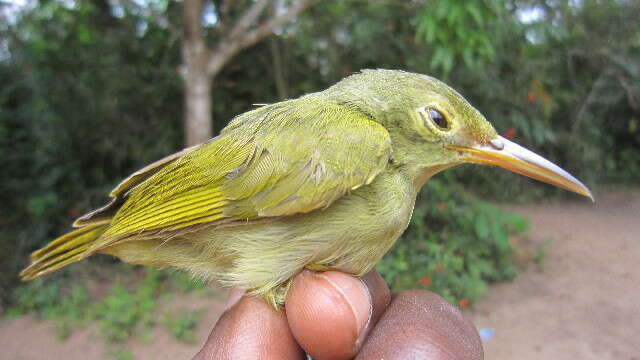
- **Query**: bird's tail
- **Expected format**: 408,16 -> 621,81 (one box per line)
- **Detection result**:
20,222 -> 108,280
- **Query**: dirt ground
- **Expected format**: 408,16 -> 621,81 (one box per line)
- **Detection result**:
1,189 -> 638,359
472,189 -> 640,360
0,291 -> 227,360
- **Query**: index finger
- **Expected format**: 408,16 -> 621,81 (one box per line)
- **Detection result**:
356,290 -> 483,360
193,291 -> 304,360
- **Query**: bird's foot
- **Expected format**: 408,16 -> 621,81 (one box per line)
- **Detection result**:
305,263 -> 331,272
264,279 -> 293,310
263,264 -> 331,310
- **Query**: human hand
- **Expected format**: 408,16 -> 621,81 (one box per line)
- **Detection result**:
193,270 -> 483,360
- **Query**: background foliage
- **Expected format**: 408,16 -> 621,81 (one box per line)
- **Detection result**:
1,0 -> 638,321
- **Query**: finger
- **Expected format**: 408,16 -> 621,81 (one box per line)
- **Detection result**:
355,290 -> 483,360
192,290 -> 304,360
285,269 -> 391,360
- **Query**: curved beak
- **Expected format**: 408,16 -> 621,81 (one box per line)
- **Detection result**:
448,136 -> 593,201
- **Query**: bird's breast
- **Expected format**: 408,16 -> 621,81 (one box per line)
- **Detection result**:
308,168 -> 417,275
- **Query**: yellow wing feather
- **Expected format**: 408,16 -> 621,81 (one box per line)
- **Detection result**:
74,144 -> 203,227
86,99 -> 392,252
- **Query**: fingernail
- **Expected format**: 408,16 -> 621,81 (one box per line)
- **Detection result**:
360,270 -> 391,332
315,272 -> 372,350
224,288 -> 246,311
354,278 -> 373,349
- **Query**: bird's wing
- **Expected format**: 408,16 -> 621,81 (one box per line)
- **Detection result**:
90,100 -> 392,246
74,144 -> 203,226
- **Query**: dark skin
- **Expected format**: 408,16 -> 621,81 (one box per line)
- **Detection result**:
193,270 -> 483,360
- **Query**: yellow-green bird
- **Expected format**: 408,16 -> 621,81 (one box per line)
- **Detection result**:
21,70 -> 592,307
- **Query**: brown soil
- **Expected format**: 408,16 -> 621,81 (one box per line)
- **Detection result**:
1,189 -> 638,359
0,291 -> 226,360
472,189 -> 640,360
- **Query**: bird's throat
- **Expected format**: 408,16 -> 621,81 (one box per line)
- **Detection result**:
412,164 -> 457,191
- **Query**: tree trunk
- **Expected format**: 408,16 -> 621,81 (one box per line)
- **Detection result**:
182,0 -> 212,147
184,73 -> 212,146
184,69 -> 213,146
180,0 -> 317,146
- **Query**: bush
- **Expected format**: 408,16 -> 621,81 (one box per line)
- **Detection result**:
4,267 -> 211,358
377,176 -> 527,305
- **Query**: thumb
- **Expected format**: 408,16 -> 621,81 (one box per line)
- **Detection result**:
285,270 -> 390,360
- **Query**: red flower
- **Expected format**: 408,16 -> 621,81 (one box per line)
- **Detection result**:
419,276 -> 431,287
458,299 -> 470,308
504,127 -> 517,139
527,92 -> 536,103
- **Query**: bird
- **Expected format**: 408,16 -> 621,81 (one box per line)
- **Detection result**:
20,69 -> 592,308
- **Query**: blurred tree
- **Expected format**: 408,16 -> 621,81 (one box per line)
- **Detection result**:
0,0 -> 186,303
178,0 -> 317,145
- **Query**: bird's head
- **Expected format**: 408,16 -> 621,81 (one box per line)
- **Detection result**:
325,69 -> 592,199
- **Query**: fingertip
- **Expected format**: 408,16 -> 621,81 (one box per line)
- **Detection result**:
355,290 -> 483,360
286,270 -> 372,360
194,295 -> 303,360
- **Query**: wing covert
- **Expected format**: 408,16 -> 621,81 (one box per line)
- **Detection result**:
100,100 -> 392,241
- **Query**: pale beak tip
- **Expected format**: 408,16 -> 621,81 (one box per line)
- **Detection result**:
575,182 -> 594,202
585,189 -> 595,203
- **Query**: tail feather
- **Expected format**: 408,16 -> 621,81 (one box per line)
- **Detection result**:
20,223 -> 108,280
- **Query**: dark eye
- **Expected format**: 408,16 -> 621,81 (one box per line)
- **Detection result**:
428,108 -> 449,130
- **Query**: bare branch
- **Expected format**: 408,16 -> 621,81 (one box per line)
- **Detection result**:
572,69 -> 612,136
183,0 -> 204,45
616,72 -> 640,112
226,0 -> 273,42
600,49 -> 640,78
269,37 -> 288,99
240,0 -> 316,48
207,0 -> 316,75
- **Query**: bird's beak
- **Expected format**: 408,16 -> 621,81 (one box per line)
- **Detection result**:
448,136 -> 593,200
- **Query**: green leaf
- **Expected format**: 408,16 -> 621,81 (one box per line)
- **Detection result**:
474,215 -> 490,239
466,3 -> 485,27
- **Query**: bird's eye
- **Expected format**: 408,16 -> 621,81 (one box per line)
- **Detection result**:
420,107 -> 449,131
428,108 -> 448,130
